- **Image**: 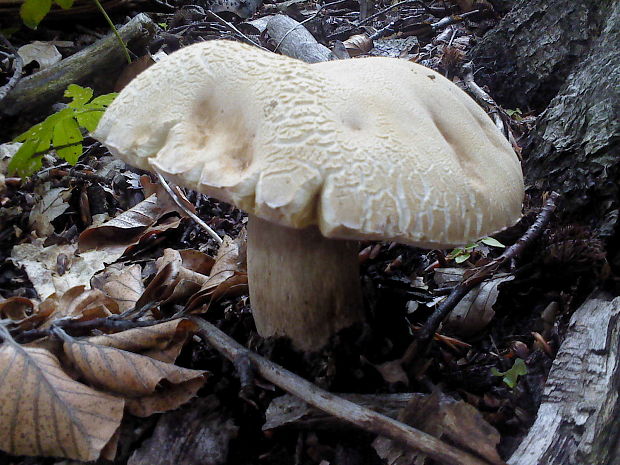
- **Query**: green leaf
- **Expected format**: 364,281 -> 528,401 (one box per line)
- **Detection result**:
480,237 -> 506,248
54,0 -> 74,8
492,358 -> 528,389
8,139 -> 42,176
75,110 -> 105,132
454,253 -> 470,264
52,117 -> 83,165
14,107 -> 73,144
20,0 -> 52,28
65,84 -> 94,108
89,93 -> 118,108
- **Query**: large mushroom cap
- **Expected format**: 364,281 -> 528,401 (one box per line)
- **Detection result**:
93,39 -> 523,247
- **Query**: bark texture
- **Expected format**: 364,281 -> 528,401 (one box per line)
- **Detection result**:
470,0 -> 608,110
470,2 -> 620,463
473,0 -> 619,249
508,293 -> 620,465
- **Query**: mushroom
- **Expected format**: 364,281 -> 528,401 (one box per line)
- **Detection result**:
92,40 -> 524,351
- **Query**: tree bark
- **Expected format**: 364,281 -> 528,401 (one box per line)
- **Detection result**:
508,293 -> 620,465
470,1 -> 620,463
472,0 -> 620,250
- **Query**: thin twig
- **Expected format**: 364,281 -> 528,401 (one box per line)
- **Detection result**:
461,61 -> 505,133
356,0 -> 426,27
274,0 -> 348,53
206,11 -> 269,51
416,192 -> 561,352
155,172 -> 223,245
192,317 -> 500,465
0,33 -> 23,104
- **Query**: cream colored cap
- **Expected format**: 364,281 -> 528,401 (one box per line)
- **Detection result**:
93,40 -> 524,248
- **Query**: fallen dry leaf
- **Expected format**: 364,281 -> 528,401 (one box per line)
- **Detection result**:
435,268 -> 514,336
372,391 -> 504,465
91,263 -> 145,313
203,234 -> 247,290
78,193 -> 175,252
38,286 -> 120,330
0,338 -> 124,461
125,375 -> 207,417
343,34 -> 374,57
0,296 -> 34,320
17,41 -> 63,68
62,334 -> 207,405
10,239 -> 119,299
136,248 -> 217,311
28,184 -> 71,237
87,319 -> 197,363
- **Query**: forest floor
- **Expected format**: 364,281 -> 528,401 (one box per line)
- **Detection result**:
0,1 -> 612,464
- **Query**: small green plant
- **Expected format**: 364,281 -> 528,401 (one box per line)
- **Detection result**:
505,108 -> 523,120
491,358 -> 528,389
446,236 -> 505,264
19,0 -> 131,63
8,84 -> 116,177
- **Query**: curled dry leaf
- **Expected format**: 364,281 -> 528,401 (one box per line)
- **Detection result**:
38,286 -> 120,330
0,341 -> 124,461
434,268 -> 514,336
125,376 -> 207,417
28,185 -> 71,237
62,336 -> 207,414
87,319 -> 197,363
204,234 -> 247,290
152,249 -> 216,306
17,41 -> 63,68
91,263 -> 145,313
372,391 -> 503,465
155,248 -> 212,287
0,296 -> 35,320
78,193 -> 176,252
343,34 -> 374,57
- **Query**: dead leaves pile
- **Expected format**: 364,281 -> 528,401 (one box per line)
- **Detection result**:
1,177 -> 248,461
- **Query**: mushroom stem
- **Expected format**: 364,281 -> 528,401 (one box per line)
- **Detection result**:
247,215 -> 364,351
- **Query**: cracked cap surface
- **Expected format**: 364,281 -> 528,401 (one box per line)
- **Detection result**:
93,40 -> 524,248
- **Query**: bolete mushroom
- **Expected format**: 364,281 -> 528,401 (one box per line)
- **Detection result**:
92,40 -> 524,351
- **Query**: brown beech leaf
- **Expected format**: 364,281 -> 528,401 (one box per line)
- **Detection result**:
203,235 -> 247,290
0,296 -> 34,320
178,249 -> 216,275
78,194 -> 170,252
87,319 -> 197,363
91,263 -> 145,313
155,248 -> 211,286
62,336 -> 207,400
125,376 -> 206,417
372,391 -> 503,465
343,33 -> 374,57
39,286 -> 120,329
0,341 -> 124,461
136,249 -> 213,310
